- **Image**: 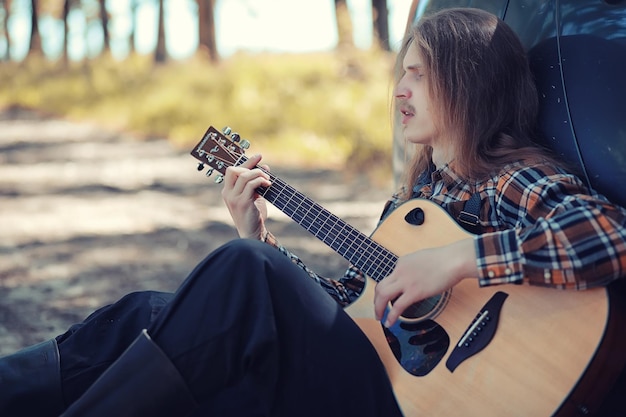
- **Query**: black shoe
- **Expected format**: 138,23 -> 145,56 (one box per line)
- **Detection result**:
61,329 -> 197,417
0,339 -> 64,417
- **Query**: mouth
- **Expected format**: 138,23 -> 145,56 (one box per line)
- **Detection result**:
399,107 -> 415,124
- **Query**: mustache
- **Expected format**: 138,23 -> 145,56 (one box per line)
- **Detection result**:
396,100 -> 416,115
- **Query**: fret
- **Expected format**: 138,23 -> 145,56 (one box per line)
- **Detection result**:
189,127 -> 398,284
258,173 -> 396,279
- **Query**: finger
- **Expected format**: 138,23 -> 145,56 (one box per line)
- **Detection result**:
241,174 -> 272,197
224,165 -> 270,196
383,293 -> 415,328
241,154 -> 262,169
223,153 -> 261,184
237,168 -> 271,192
373,278 -> 400,321
223,166 -> 240,190
222,174 -> 270,205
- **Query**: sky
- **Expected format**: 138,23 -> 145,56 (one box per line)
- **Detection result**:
4,0 -> 414,61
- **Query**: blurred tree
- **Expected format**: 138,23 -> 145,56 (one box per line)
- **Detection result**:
129,0 -> 138,54
372,0 -> 389,51
98,0 -> 109,52
405,0 -> 419,33
0,0 -> 11,60
28,0 -> 43,56
154,0 -> 167,63
334,0 -> 353,49
78,0 -> 101,60
197,0 -> 217,63
61,0 -> 70,64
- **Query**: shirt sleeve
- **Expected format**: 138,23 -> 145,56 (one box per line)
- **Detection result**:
474,165 -> 626,289
261,231 -> 357,305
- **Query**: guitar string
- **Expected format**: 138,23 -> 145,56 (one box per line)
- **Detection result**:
264,177 -> 443,313
264,179 -> 395,281
197,133 -> 399,282
197,139 -> 397,278
198,138 -> 442,312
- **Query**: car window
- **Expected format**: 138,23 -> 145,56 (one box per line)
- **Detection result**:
409,0 -> 508,24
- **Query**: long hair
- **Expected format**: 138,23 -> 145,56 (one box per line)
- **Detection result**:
396,8 -> 557,200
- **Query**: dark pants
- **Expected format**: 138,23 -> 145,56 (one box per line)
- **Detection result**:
56,239 -> 402,416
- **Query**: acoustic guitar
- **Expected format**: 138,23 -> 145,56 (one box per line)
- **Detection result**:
190,126 -> 624,416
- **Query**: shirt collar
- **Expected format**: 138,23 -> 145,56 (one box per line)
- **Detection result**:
436,162 -> 466,190
412,161 -> 471,197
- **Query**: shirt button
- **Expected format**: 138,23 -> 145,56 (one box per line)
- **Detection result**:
544,270 -> 552,279
488,270 -> 496,278
504,268 -> 512,275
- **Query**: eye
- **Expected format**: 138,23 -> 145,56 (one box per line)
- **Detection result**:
411,70 -> 425,81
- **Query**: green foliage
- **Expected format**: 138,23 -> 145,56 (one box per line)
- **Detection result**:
0,50 -> 396,172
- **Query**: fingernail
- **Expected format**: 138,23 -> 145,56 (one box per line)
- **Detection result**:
384,319 -> 390,328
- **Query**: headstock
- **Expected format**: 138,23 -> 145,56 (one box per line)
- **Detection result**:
190,126 -> 251,183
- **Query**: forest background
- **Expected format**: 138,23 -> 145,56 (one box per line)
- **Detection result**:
0,0 -> 423,353
0,0 -> 421,171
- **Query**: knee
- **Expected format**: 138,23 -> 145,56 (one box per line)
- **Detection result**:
210,239 -> 300,285
190,239 -> 281,282
221,238 -> 269,253
215,239 -> 277,264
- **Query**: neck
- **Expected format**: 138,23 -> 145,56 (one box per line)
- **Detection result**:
431,146 -> 454,170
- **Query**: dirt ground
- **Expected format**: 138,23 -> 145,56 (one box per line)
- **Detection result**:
0,107 -> 392,356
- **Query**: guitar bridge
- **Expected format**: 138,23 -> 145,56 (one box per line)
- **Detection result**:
445,291 -> 508,372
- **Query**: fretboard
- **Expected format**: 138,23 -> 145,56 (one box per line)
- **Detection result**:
257,169 -> 398,282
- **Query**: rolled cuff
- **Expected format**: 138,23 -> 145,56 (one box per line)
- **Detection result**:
474,230 -> 524,286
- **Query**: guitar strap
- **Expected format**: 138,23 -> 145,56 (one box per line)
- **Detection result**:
457,192 -> 482,234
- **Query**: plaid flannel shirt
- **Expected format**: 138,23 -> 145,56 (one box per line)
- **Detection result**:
264,161 -> 626,305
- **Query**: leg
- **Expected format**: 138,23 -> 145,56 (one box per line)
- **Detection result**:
0,289 -> 172,416
57,290 -> 173,404
64,239 -> 402,417
0,339 -> 63,417
147,239 -> 402,417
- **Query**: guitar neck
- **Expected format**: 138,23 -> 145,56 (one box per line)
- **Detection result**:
189,127 -> 398,282
254,166 -> 397,282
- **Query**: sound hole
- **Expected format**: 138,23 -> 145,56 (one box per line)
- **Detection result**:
397,294 -> 446,321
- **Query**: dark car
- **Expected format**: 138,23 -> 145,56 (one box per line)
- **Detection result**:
395,1 -> 626,416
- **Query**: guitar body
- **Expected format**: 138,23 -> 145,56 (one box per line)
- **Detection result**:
345,199 -> 610,417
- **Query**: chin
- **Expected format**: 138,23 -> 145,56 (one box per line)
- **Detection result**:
406,136 -> 431,146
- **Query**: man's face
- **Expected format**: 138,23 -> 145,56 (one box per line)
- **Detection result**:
394,42 -> 438,147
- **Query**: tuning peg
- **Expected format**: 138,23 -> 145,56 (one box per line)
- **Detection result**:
205,168 -> 214,177
240,139 -> 251,150
222,127 -> 232,135
215,175 -> 224,184
231,133 -> 241,142
196,163 -> 205,171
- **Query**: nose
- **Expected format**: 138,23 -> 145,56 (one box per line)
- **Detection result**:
394,78 -> 411,99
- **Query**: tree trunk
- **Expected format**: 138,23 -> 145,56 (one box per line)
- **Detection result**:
197,0 -> 218,63
334,0 -> 353,49
61,0 -> 70,65
28,0 -> 43,56
129,0 -> 137,54
154,0 -> 167,64
1,0 -> 11,60
99,0 -> 110,53
372,0 -> 390,51
404,0 -> 419,34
